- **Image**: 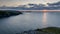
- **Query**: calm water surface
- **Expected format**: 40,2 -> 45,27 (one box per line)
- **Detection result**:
0,12 -> 60,34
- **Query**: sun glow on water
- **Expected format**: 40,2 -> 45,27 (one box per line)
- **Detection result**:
43,13 -> 47,23
42,10 -> 47,27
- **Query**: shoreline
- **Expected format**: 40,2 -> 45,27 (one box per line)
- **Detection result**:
0,10 -> 22,18
19,27 -> 60,34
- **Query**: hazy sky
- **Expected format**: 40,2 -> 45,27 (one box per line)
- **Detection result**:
0,0 -> 60,7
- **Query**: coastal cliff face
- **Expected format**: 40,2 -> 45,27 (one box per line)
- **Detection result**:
0,10 -> 22,18
17,27 -> 60,34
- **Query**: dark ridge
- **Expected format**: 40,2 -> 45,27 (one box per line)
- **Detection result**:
0,10 -> 22,18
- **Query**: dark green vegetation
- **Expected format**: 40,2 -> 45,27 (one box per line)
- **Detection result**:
35,27 -> 60,34
20,27 -> 60,34
0,10 -> 22,18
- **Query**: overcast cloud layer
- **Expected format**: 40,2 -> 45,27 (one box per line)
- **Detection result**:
0,0 -> 60,7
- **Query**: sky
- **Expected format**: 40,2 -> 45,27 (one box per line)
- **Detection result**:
0,0 -> 60,7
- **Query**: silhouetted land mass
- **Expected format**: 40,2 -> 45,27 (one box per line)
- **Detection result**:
0,10 -> 22,18
19,27 -> 60,34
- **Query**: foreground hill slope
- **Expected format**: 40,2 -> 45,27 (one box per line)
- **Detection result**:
19,27 -> 60,34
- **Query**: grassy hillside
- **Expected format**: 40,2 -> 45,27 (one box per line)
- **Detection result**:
19,27 -> 60,34
35,27 -> 60,34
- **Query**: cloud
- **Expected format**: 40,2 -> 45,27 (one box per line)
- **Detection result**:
0,0 -> 60,7
47,1 -> 60,5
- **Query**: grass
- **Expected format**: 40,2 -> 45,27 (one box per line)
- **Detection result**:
35,27 -> 60,34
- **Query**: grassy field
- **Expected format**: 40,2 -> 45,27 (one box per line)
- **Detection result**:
35,27 -> 60,34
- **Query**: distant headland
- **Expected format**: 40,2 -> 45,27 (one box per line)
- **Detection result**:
0,10 -> 22,18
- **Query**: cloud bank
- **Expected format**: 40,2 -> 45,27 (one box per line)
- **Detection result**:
0,0 -> 60,7
0,1 -> 60,10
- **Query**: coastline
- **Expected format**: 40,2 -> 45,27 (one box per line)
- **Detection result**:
19,27 -> 60,34
0,10 -> 22,18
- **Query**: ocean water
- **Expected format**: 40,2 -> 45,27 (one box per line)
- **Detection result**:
0,12 -> 60,34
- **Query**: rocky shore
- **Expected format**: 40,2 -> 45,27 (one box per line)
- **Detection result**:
17,27 -> 60,34
0,10 -> 22,18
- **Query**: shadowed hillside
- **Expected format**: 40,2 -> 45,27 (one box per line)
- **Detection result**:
0,10 -> 22,18
19,27 -> 60,34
